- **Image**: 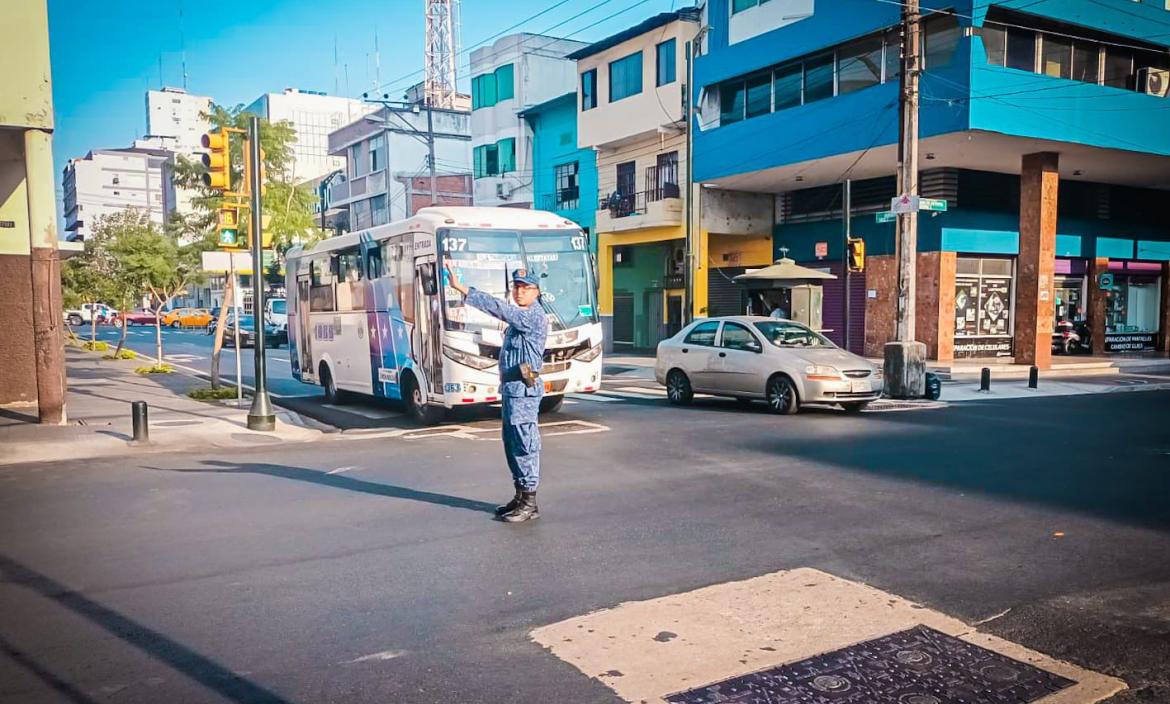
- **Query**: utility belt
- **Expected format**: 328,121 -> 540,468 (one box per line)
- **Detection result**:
502,363 -> 540,388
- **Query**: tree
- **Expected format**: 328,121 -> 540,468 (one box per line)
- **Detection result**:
109,218 -> 206,365
61,224 -> 117,344
170,102 -> 318,387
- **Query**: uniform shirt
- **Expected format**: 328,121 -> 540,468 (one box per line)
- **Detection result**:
465,288 -> 547,400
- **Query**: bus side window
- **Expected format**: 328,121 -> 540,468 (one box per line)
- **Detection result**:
367,248 -> 383,279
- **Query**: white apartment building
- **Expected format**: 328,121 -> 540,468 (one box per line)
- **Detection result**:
244,88 -> 379,183
62,147 -> 176,241
145,87 -> 212,156
469,34 -> 586,208
327,105 -> 473,231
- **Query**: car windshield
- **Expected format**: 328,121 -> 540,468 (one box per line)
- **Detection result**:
269,300 -> 286,314
441,228 -> 596,332
235,316 -> 254,328
753,320 -> 836,348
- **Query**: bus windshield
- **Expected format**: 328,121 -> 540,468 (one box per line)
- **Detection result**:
441,229 -> 597,332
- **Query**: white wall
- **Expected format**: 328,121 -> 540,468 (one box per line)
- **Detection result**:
146,89 -> 212,156
727,0 -> 815,45
249,90 -> 379,183
576,21 -> 688,150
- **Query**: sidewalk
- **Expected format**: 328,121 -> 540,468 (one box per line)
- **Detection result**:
0,346 -> 328,467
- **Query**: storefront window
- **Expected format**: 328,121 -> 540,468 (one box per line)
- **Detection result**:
954,257 -> 1014,358
1104,274 -> 1161,352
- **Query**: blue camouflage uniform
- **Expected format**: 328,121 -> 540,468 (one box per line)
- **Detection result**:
464,272 -> 547,492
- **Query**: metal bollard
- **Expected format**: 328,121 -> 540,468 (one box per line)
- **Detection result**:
980,367 -> 991,392
131,400 -> 149,443
1028,366 -> 1038,389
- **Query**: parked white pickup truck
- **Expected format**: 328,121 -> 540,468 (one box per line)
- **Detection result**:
265,297 -> 287,331
65,303 -> 119,326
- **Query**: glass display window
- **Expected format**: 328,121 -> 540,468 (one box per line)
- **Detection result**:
954,257 -> 1015,358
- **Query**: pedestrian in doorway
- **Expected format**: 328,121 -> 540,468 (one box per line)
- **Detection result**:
444,262 -> 547,523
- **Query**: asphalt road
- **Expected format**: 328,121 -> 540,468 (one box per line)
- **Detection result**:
2,387 -> 1169,703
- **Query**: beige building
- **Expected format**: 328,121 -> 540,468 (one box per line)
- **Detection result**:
570,9 -> 773,351
0,0 -> 66,421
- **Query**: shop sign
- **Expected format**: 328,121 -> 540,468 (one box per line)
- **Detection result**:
814,241 -> 828,259
1098,272 -> 1114,289
1105,333 -> 1156,353
954,337 -> 1013,358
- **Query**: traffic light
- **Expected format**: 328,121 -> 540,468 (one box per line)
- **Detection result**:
847,237 -> 866,273
201,131 -> 231,191
216,207 -> 242,248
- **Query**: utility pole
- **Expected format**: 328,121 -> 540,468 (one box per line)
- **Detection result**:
885,0 -> 927,398
683,39 -> 694,325
843,178 -> 852,352
246,116 -> 276,431
426,102 -> 438,205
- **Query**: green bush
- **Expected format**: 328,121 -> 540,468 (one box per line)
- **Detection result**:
82,340 -> 109,352
187,386 -> 244,401
101,349 -> 138,360
134,363 -> 174,375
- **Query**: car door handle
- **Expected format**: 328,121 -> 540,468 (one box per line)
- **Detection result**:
718,352 -> 727,357
682,348 -> 688,353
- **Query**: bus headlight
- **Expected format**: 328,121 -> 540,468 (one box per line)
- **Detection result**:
574,343 -> 602,363
443,345 -> 497,370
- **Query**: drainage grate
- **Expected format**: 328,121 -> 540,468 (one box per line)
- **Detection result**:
667,625 -> 1074,704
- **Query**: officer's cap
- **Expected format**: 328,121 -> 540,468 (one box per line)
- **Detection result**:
511,268 -> 541,288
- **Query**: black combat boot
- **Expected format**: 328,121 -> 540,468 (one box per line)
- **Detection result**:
501,491 -> 539,523
495,485 -> 523,517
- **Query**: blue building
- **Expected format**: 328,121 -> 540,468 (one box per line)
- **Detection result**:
693,0 -> 1170,365
521,92 -> 599,247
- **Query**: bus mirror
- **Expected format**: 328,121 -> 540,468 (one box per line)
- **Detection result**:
420,263 -> 437,296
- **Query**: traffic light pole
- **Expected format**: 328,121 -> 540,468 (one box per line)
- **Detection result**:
246,116 -> 276,431
843,178 -> 852,352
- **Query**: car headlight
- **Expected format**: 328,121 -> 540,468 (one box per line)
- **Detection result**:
804,364 -> 841,381
574,343 -> 602,363
443,345 -> 497,370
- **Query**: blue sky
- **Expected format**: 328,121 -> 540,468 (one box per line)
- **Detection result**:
48,0 -> 678,196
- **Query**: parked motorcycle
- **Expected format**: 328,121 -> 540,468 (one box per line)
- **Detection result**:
1053,320 -> 1090,354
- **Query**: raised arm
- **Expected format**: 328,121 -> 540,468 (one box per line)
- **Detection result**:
445,261 -> 543,334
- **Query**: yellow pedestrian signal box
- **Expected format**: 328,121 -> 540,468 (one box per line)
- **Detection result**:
847,237 -> 865,273
201,132 -> 231,191
217,207 -> 242,248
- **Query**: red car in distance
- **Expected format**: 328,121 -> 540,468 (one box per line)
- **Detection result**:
122,309 -> 160,326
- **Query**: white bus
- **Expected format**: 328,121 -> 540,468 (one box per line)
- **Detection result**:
285,206 -> 603,423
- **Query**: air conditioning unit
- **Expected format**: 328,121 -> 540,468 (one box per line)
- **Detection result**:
496,182 -> 512,200
1138,67 -> 1169,98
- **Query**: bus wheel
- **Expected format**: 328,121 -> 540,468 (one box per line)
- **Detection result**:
403,374 -> 444,426
539,395 -> 564,414
321,364 -> 346,405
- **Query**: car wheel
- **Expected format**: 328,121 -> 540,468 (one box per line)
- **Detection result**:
666,369 -> 693,405
841,402 -> 869,414
68,314 -> 83,326
402,373 -> 444,425
539,395 -> 564,414
766,375 -> 800,415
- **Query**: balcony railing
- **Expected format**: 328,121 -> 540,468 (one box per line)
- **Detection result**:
599,191 -> 648,219
538,188 -> 580,213
645,163 -> 681,202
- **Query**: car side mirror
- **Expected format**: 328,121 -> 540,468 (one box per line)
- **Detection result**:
748,342 -> 762,353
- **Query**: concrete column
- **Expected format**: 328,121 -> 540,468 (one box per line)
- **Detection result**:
24,128 -> 66,424
1089,257 -> 1109,356
1014,152 -> 1059,370
863,254 -> 898,358
1160,261 -> 1170,356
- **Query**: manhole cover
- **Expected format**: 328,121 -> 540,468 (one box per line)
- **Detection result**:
666,625 -> 1074,704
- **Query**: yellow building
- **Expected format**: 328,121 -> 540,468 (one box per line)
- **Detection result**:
0,0 -> 66,422
570,10 -> 773,351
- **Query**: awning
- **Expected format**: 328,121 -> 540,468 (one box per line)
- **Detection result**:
733,257 -> 837,283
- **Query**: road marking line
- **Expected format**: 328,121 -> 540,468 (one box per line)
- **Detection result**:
615,386 -> 667,396
341,649 -> 408,664
566,393 -> 620,403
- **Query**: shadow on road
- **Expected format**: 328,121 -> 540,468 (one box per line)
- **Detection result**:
743,391 -> 1170,531
151,460 -> 498,514
0,633 -> 102,704
0,554 -> 291,703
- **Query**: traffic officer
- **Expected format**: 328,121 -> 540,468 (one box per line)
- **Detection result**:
444,261 -> 547,523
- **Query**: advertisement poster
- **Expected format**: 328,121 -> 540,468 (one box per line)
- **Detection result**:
954,275 -> 1013,358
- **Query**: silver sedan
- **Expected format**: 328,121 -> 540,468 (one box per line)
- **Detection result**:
655,316 -> 884,414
